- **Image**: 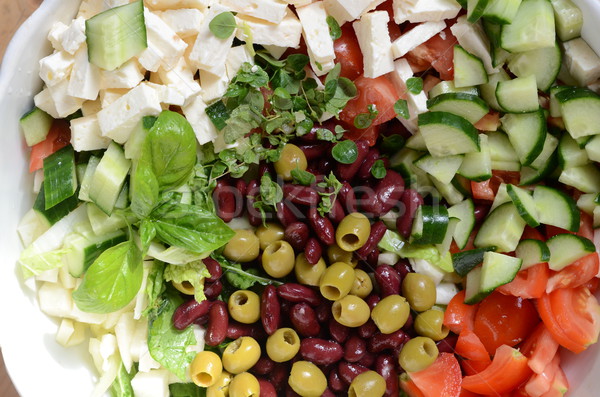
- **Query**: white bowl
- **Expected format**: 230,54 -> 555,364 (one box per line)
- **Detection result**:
0,1 -> 599,396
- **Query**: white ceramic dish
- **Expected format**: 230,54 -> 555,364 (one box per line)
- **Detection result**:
0,1 -> 599,396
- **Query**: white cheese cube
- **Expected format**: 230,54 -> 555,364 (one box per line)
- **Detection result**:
68,46 -> 101,101
450,16 -> 497,74
47,22 -> 69,51
156,8 -> 204,38
285,0 -> 313,5
77,0 -> 103,19
131,370 -> 170,397
157,58 -> 202,104
297,2 -> 335,65
236,9 -> 302,48
189,3 -> 236,73
183,94 -> 218,144
101,59 -> 145,89
100,88 -> 130,108
389,58 -> 428,114
323,0 -> 384,24
34,88 -> 60,119
138,8 -> 188,72
392,0 -> 418,24
70,116 -> 112,152
200,70 -> 230,103
221,0 -> 288,24
399,0 -> 461,23
226,45 -> 255,78
146,82 -> 187,106
353,11 -> 395,78
563,38 -> 600,86
392,21 -> 446,58
145,0 -> 211,11
263,45 -> 288,59
48,79 -> 86,118
39,51 -> 74,87
38,282 -> 73,318
81,99 -> 102,116
97,83 -> 163,143
308,52 -> 335,76
61,17 -> 87,55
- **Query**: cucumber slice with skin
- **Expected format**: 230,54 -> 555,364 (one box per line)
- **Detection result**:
474,202 -> 527,252
418,112 -> 480,157
458,134 -> 492,182
452,247 -> 496,277
501,110 -> 547,166
480,69 -> 511,112
88,142 -> 131,215
410,205 -> 450,245
389,148 -> 433,195
428,81 -> 479,98
549,85 -> 570,117
414,154 -> 464,185
533,185 -> 580,232
556,87 -> 600,139
501,0 -> 556,53
430,175 -> 465,206
480,252 -> 523,293
448,199 -> 476,250
550,0 -> 583,41
454,45 -> 488,87
467,0 -> 490,22
547,233 -> 596,270
507,42 -> 562,92
464,266 -> 487,304
87,203 -> 128,236
20,107 -> 53,147
585,135 -> 600,163
577,193 -> 599,215
506,184 -> 540,227
33,182 -> 79,226
438,217 -> 460,255
496,75 -> 540,113
559,164 -> 600,194
427,93 -> 489,124
78,155 -> 101,202
452,175 -> 472,197
405,131 -> 427,151
487,131 -> 519,164
43,145 -> 77,210
490,183 -> 511,212
520,133 -> 560,185
64,230 -> 127,277
558,133 -> 589,169
481,19 -> 511,68
516,239 -> 551,270
483,0 -> 523,24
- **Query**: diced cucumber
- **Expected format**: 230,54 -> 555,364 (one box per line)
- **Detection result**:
506,184 -> 539,227
64,230 -> 127,277
87,203 -> 128,236
458,135 -> 492,181
585,135 -> 600,162
501,0 -> 556,53
438,217 -> 460,255
454,45 -> 488,87
464,266 -> 487,304
559,164 -> 600,193
490,183 -> 511,212
481,19 -> 511,68
414,154 -> 464,185
480,251 -> 522,293
405,131 -> 427,151
410,205 -> 450,245
475,202 -> 527,252
483,0 -> 522,24
114,182 -> 129,210
20,107 -> 53,147
78,155 -> 101,202
496,75 -> 540,113
43,145 -> 77,210
467,0 -> 490,22
428,81 -> 479,98
88,142 -> 131,215
418,112 -> 480,157
577,193 -> 599,215
547,233 -> 596,270
427,93 -> 489,124
480,69 -> 511,112
487,131 -> 520,167
550,0 -> 583,41
558,133 -> 589,169
530,132 -> 560,170
507,42 -> 562,92
533,185 -> 580,232
124,115 -> 156,160
86,0 -> 147,71
549,85 -> 570,117
516,239 -> 551,269
556,87 -> 600,139
390,148 -> 433,195
453,247 -> 496,277
430,176 -> 465,205
452,175 -> 473,196
33,182 -> 79,226
501,110 -> 547,166
448,199 -> 476,250
520,133 -> 560,185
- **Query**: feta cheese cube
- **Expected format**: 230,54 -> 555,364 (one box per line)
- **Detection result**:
39,51 -> 74,87
450,16 -> 497,74
297,2 -> 335,64
392,21 -> 446,58
200,70 -> 230,103
353,11 -> 395,78
145,0 -> 211,11
138,8 -> 188,72
68,46 -> 101,100
391,0 -> 418,24
101,59 -> 145,89
226,45 -> 255,78
562,38 -> 600,86
147,83 -> 187,106
182,94 -> 218,144
48,79 -> 86,118
70,116 -> 112,152
389,59 -> 427,133
157,58 -> 202,104
236,9 -> 302,48
131,370 -> 170,397
34,88 -> 60,119
308,52 -> 335,76
263,45 -> 288,59
156,8 -> 204,38
100,88 -> 130,108
81,99 -> 102,116
77,0 -> 103,19
397,0 -> 461,23
323,0 -> 385,24
221,0 -> 288,24
60,17 -> 87,55
284,0 -> 313,5
97,83 -> 163,143
47,22 -> 69,51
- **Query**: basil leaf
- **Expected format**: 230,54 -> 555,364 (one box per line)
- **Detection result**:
73,240 -> 143,313
206,100 -> 230,130
130,154 -> 160,219
326,16 -> 342,40
394,98 -> 410,119
371,159 -> 387,179
381,134 -> 405,154
140,219 -> 157,253
407,77 -> 423,94
209,12 -> 237,39
332,140 -> 359,164
110,363 -> 135,397
291,168 -> 316,186
169,383 -> 206,397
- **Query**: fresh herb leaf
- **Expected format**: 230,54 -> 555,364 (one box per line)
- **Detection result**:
235,63 -> 269,88
295,117 -> 314,136
218,257 -> 282,289
272,87 -> 293,110
285,54 -> 310,73
205,100 -> 230,130
381,134 -> 405,154
222,104 -> 262,144
169,383 -> 206,397
139,219 -> 157,254
258,175 -> 283,207
316,172 -> 343,216
353,113 -> 373,129
291,168 -> 316,186
371,159 -> 387,179
332,140 -> 359,164
256,51 -> 286,68
326,16 -> 342,40
163,261 -> 211,303
407,77 -> 423,94
110,363 -> 136,397
144,261 -> 166,316
209,12 -> 237,39
394,98 -> 410,119
316,128 -> 337,142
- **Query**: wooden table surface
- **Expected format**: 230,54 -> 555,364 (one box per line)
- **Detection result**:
0,1 -> 43,395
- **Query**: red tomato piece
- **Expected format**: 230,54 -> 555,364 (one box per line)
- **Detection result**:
462,345 -> 532,395
473,111 -> 500,132
521,226 -> 546,241
405,28 -> 457,80
342,122 -> 381,147
473,292 -> 539,355
455,329 -> 491,363
459,389 -> 482,397
29,119 -> 70,173
496,262 -> 550,299
374,0 -> 402,41
546,253 -> 599,293
333,24 -> 363,80
524,354 -> 560,397
339,75 -> 402,127
399,375 -> 426,397
519,323 -> 559,374
540,366 -> 569,397
460,359 -> 492,377
408,353 -> 462,397
584,277 -> 600,294
471,179 -> 497,201
444,290 -> 478,335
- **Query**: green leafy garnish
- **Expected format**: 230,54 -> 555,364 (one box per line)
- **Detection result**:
219,258 -> 282,289
332,140 -> 359,164
317,172 -> 343,216
253,174 -> 283,220
110,363 -> 136,397
205,100 -> 230,130
291,168 -> 316,186
371,159 -> 387,179
353,104 -> 379,129
381,134 -> 405,154
163,261 -> 211,303
209,12 -> 237,39
394,99 -> 410,119
326,16 -> 342,40
169,383 -> 206,397
407,77 -> 423,94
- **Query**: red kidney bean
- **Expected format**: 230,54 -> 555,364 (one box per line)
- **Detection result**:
173,299 -> 211,330
284,222 -> 310,251
290,303 -> 321,337
365,294 -> 381,310
328,318 -> 350,344
329,368 -> 347,393
300,338 -> 344,365
270,363 -> 290,391
275,200 -> 298,227
357,148 -> 380,181
367,249 -> 380,267
375,354 -> 399,397
336,140 -> 370,181
226,321 -> 267,341
357,351 -> 376,368
204,280 -> 222,300
261,285 -> 281,335
394,259 -> 414,279
298,143 -> 331,161
339,182 -> 357,213
367,329 -> 408,353
358,320 -> 378,339
251,356 -> 276,376
316,158 -> 333,175
283,184 -> 319,206
437,334 -> 459,354
362,170 -> 405,217
277,283 -> 322,306
321,388 -> 336,397
285,385 -> 301,397
474,204 -> 490,223
193,314 -> 209,326
213,179 -> 236,223
205,301 -> 228,346
344,335 -> 367,363
328,199 -> 346,224
257,378 -> 277,397
316,301 -> 332,323
308,207 -> 335,245
203,257 -> 222,283
374,264 -> 402,297
396,189 -> 424,239
338,361 -> 370,385
355,221 -> 387,259
304,237 -> 322,265
246,179 -> 262,226
402,313 -> 414,332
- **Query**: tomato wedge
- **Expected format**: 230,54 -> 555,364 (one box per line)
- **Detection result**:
460,359 -> 491,377
405,28 -> 457,80
540,365 -> 569,397
333,24 -> 363,80
444,290 -> 478,334
29,119 -> 71,172
497,262 -> 549,299
524,354 -> 560,397
455,329 -> 490,363
408,353 -> 462,397
342,122 -> 381,147
462,345 -> 532,395
399,375 -> 426,397
519,323 -> 559,374
546,253 -> 599,293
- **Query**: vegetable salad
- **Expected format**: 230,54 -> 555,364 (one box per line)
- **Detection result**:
15,0 -> 600,396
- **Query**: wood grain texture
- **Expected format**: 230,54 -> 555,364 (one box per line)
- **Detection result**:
1,1 -> 42,393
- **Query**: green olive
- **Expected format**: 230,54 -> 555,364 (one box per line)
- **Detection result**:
336,213 -> 371,252
402,273 -> 437,312
332,295 -> 370,328
350,268 -> 373,299
348,370 -> 386,397
228,372 -> 260,397
371,295 -> 410,334
294,253 -> 327,286
255,223 -> 285,250
222,337 -> 261,374
274,144 -> 307,181
261,240 -> 295,278
172,280 -> 195,295
414,309 -> 450,341
190,351 -> 223,387
319,262 -> 355,301
223,230 -> 260,263
327,244 -> 358,268
288,361 -> 327,397
266,327 -> 300,363
398,336 -> 439,373
228,290 -> 261,324
206,371 -> 233,397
